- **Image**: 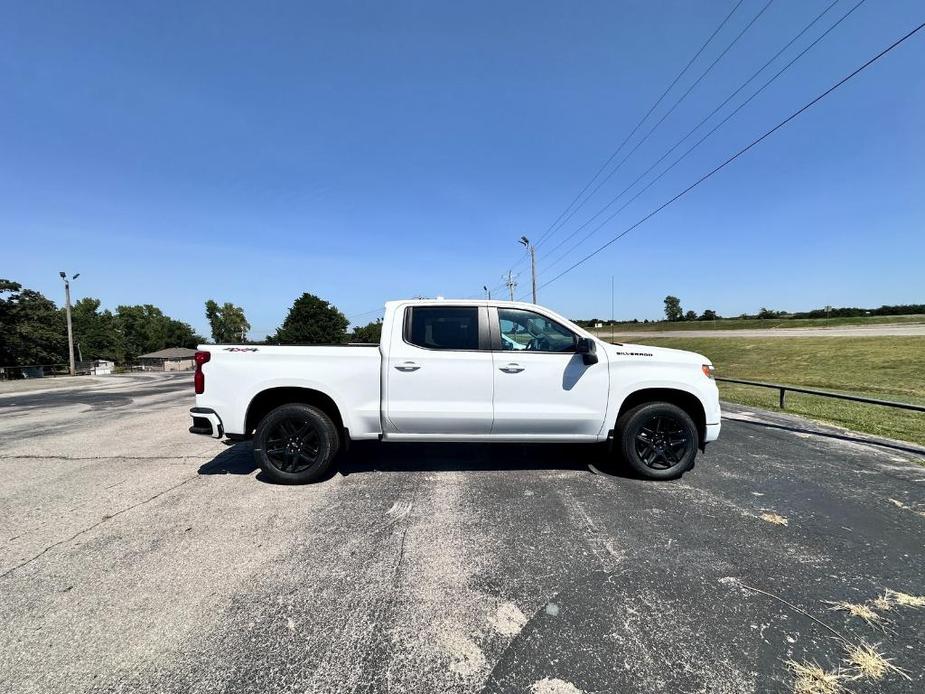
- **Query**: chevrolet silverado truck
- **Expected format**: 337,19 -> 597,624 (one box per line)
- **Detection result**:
189,300 -> 720,483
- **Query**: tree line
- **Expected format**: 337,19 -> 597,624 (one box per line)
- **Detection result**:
574,296 -> 924,326
0,278 -> 382,367
206,293 -> 382,346
659,296 -> 924,323
0,279 -> 201,367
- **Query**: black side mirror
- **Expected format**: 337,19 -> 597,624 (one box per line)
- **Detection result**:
576,337 -> 598,365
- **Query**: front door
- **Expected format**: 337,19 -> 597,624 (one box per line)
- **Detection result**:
491,307 -> 609,436
385,305 -> 494,435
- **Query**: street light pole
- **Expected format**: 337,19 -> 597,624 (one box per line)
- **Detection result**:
59,271 -> 79,376
519,236 -> 537,303
483,285 -> 491,300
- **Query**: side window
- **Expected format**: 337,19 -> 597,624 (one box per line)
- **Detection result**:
407,307 -> 480,350
497,309 -> 577,353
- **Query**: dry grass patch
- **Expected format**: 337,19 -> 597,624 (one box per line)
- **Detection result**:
884,589 -> 925,608
887,498 -> 925,518
825,601 -> 886,628
844,642 -> 910,681
787,661 -> 849,694
759,512 -> 789,526
869,594 -> 893,612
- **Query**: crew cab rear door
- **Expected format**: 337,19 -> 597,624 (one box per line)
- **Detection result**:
385,305 -> 493,435
490,306 -> 609,437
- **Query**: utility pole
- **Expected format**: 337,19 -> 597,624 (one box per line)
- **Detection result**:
59,271 -> 79,376
611,275 -> 615,344
519,236 -> 537,303
503,271 -> 517,301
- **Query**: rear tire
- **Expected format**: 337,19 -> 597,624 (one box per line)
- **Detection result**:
616,402 -> 698,480
253,403 -> 340,484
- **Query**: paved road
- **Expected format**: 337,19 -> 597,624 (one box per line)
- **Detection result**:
591,323 -> 925,339
1,374 -> 923,693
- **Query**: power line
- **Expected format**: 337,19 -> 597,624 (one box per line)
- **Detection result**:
539,0 -> 862,273
492,0 -> 746,282
522,19 -> 925,297
535,0 -> 773,252
533,0 -> 748,251
540,0 -> 842,266
347,307 -> 385,322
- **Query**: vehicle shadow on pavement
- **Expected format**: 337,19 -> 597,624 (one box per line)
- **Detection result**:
197,443 -> 258,476
196,440 -> 632,482
339,441 -> 603,476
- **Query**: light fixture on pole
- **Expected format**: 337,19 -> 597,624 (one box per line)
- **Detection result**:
519,236 -> 537,303
483,285 -> 491,300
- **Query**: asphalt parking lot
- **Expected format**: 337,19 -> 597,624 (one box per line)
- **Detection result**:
1,374 -> 923,693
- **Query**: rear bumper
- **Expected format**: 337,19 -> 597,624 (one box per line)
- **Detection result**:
189,407 -> 224,439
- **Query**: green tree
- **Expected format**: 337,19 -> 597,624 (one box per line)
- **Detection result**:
0,279 -> 20,365
205,299 -> 251,343
684,310 -> 697,321
350,318 -> 382,344
757,307 -> 779,319
663,295 -> 683,322
165,319 -> 203,350
0,280 -> 67,365
272,293 -> 348,345
71,297 -> 121,361
698,309 -> 719,321
115,305 -> 203,360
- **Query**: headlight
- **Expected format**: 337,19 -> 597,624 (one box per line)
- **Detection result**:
701,364 -> 715,379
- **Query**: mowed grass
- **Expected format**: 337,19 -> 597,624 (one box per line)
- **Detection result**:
599,313 -> 925,332
635,336 -> 925,447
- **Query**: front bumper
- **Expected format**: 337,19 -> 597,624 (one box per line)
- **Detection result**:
189,407 -> 224,439
704,421 -> 721,443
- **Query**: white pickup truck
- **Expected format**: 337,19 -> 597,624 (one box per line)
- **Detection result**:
190,299 -> 720,483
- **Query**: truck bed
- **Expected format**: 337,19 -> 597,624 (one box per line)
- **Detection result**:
197,344 -> 382,438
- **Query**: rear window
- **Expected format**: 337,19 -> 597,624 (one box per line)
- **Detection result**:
407,307 -> 479,350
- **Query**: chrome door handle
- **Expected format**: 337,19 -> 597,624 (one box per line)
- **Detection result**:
395,361 -> 421,372
499,363 -> 524,373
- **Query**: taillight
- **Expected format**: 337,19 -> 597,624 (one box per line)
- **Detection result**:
194,350 -> 210,394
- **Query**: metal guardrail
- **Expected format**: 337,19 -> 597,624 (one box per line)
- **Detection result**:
716,377 -> 925,413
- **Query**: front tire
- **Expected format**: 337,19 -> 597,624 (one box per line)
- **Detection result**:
616,402 -> 698,480
253,404 -> 339,484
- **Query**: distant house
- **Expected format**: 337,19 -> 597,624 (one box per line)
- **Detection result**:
138,347 -> 198,372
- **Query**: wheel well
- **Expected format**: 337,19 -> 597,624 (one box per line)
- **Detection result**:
617,388 -> 706,445
245,387 -> 345,437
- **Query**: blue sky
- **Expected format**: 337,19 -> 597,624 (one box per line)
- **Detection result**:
1,1 -> 923,338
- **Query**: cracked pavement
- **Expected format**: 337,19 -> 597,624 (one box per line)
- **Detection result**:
1,373 -> 923,693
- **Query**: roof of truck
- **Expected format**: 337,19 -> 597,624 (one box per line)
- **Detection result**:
384,299 -> 540,309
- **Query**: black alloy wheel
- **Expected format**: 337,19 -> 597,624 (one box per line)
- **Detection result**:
616,401 -> 698,480
633,414 -> 693,470
254,403 -> 339,484
264,416 -> 322,474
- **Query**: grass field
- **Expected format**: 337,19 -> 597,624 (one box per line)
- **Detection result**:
595,314 -> 925,332
635,336 -> 925,447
